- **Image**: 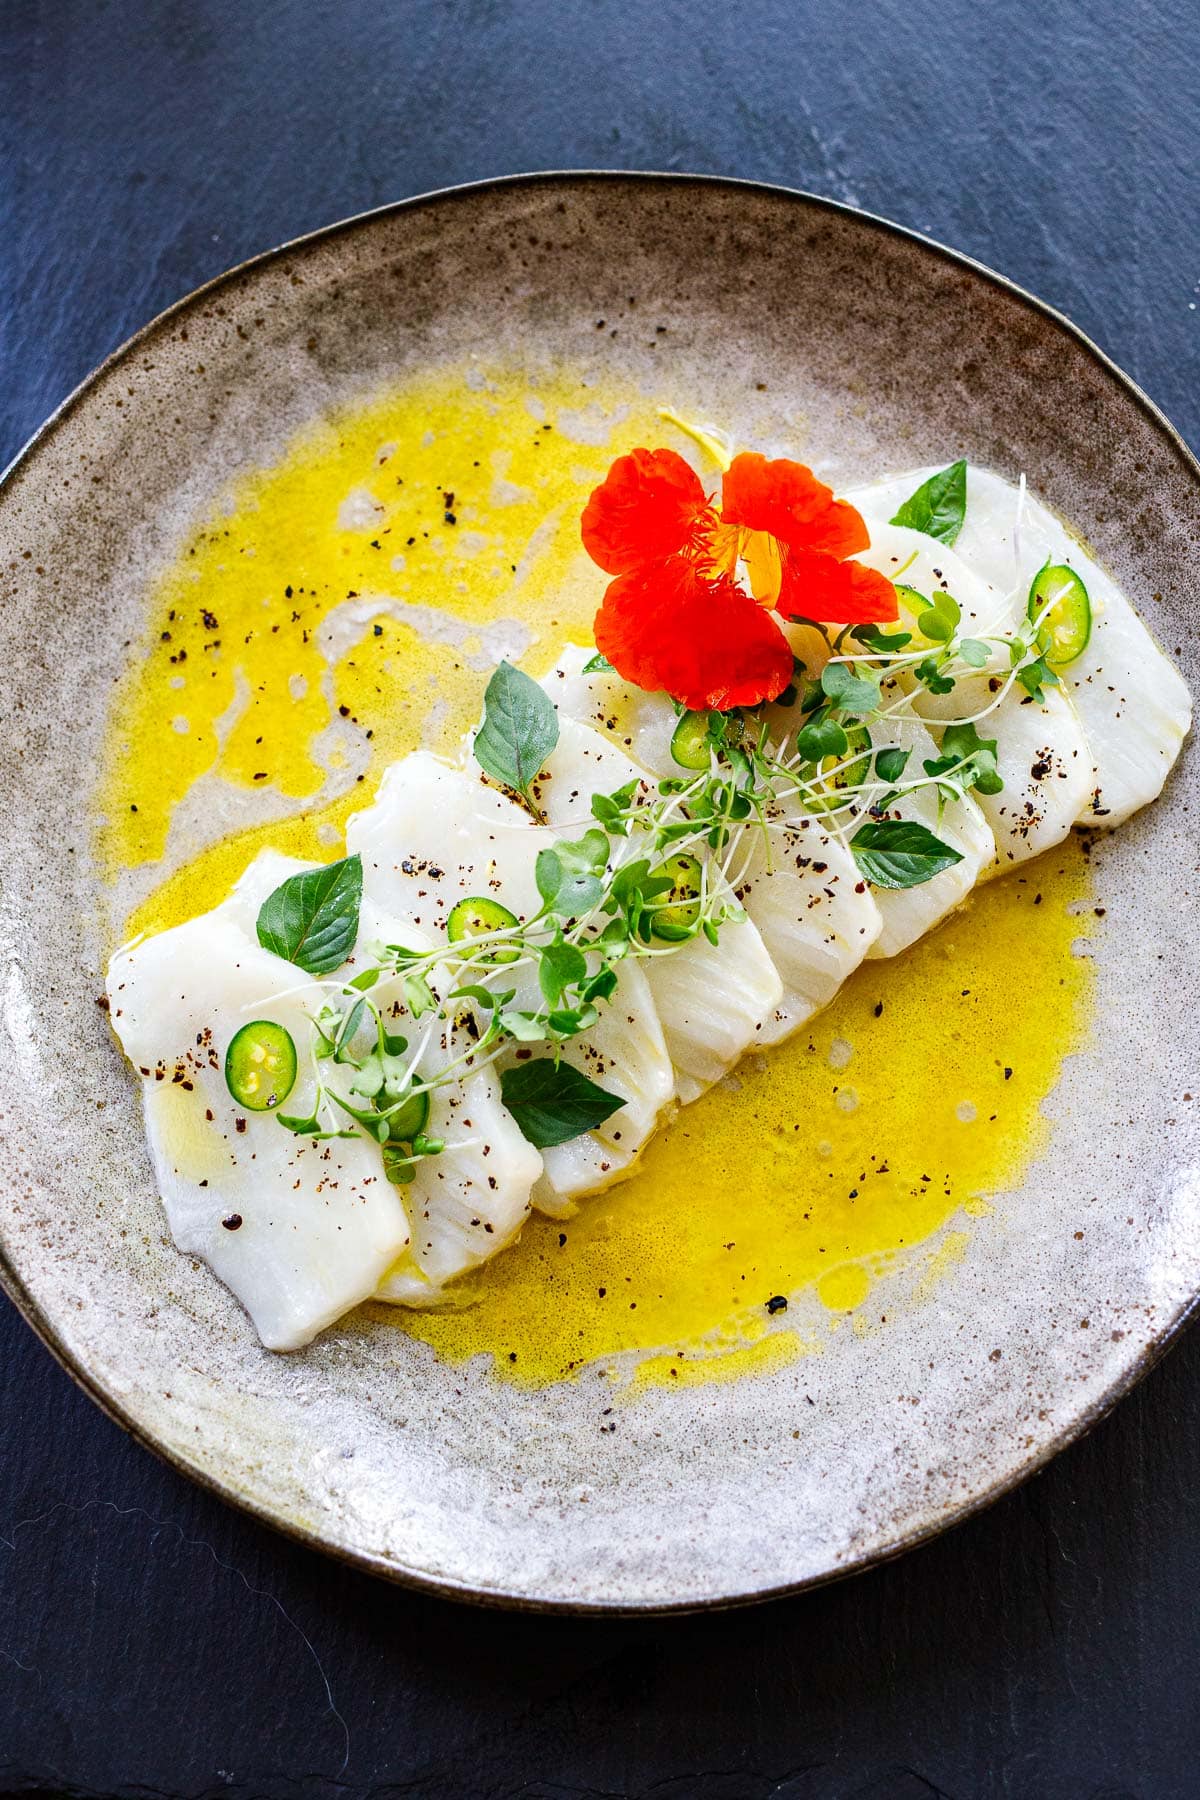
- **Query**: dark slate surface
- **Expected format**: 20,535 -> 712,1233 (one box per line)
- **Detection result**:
2,1 -> 1198,1794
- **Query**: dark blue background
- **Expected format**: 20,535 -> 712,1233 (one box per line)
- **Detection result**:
3,3 -> 1199,1794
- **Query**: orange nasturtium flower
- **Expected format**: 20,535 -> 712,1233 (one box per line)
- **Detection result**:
581,447 -> 898,712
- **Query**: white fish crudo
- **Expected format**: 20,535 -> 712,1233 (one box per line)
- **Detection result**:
105,458 -> 1190,1350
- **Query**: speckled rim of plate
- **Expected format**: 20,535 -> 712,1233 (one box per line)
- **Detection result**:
0,171 -> 1196,1614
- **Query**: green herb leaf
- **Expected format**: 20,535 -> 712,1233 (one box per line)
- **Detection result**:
472,660 -> 559,800
850,820 -> 964,890
328,1091 -> 391,1139
608,857 -> 652,911
820,661 -> 879,714
579,965 -> 618,1005
795,716 -> 850,761
562,830 -> 610,874
311,1006 -> 340,1059
500,1058 -> 625,1148
546,1003 -> 598,1037
497,1009 -> 549,1043
379,1055 -> 416,1101
915,591 -> 962,644
538,940 -> 588,1006
591,777 -> 639,833
889,460 -> 967,545
348,1054 -> 386,1099
535,847 -> 563,908
922,721 -> 1004,797
256,854 -> 363,976
402,972 -> 437,1018
851,622 -> 914,653
582,651 -> 614,674
447,983 -> 499,1010
276,1104 -> 353,1141
333,997 -> 369,1062
874,745 -> 911,784
913,657 -> 956,696
596,918 -> 631,955
957,637 -> 991,668
939,721 -> 1003,794
1015,654 -> 1060,704
536,837 -> 606,915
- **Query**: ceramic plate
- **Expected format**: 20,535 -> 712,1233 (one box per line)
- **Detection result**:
2,174 -> 1197,1612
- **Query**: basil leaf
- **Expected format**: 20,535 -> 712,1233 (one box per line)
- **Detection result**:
820,660 -> 879,714
582,652 -> 614,674
889,460 -> 967,545
850,820 -> 964,890
874,745 -> 910,784
256,854 -> 362,975
473,660 -> 559,798
500,1058 -> 625,1148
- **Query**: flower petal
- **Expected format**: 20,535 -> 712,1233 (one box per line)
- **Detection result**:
594,558 -> 795,712
581,447 -> 711,577
721,452 -> 870,560
776,551 -> 899,625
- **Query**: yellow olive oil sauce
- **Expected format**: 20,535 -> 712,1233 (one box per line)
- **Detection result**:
95,361 -> 1094,1388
